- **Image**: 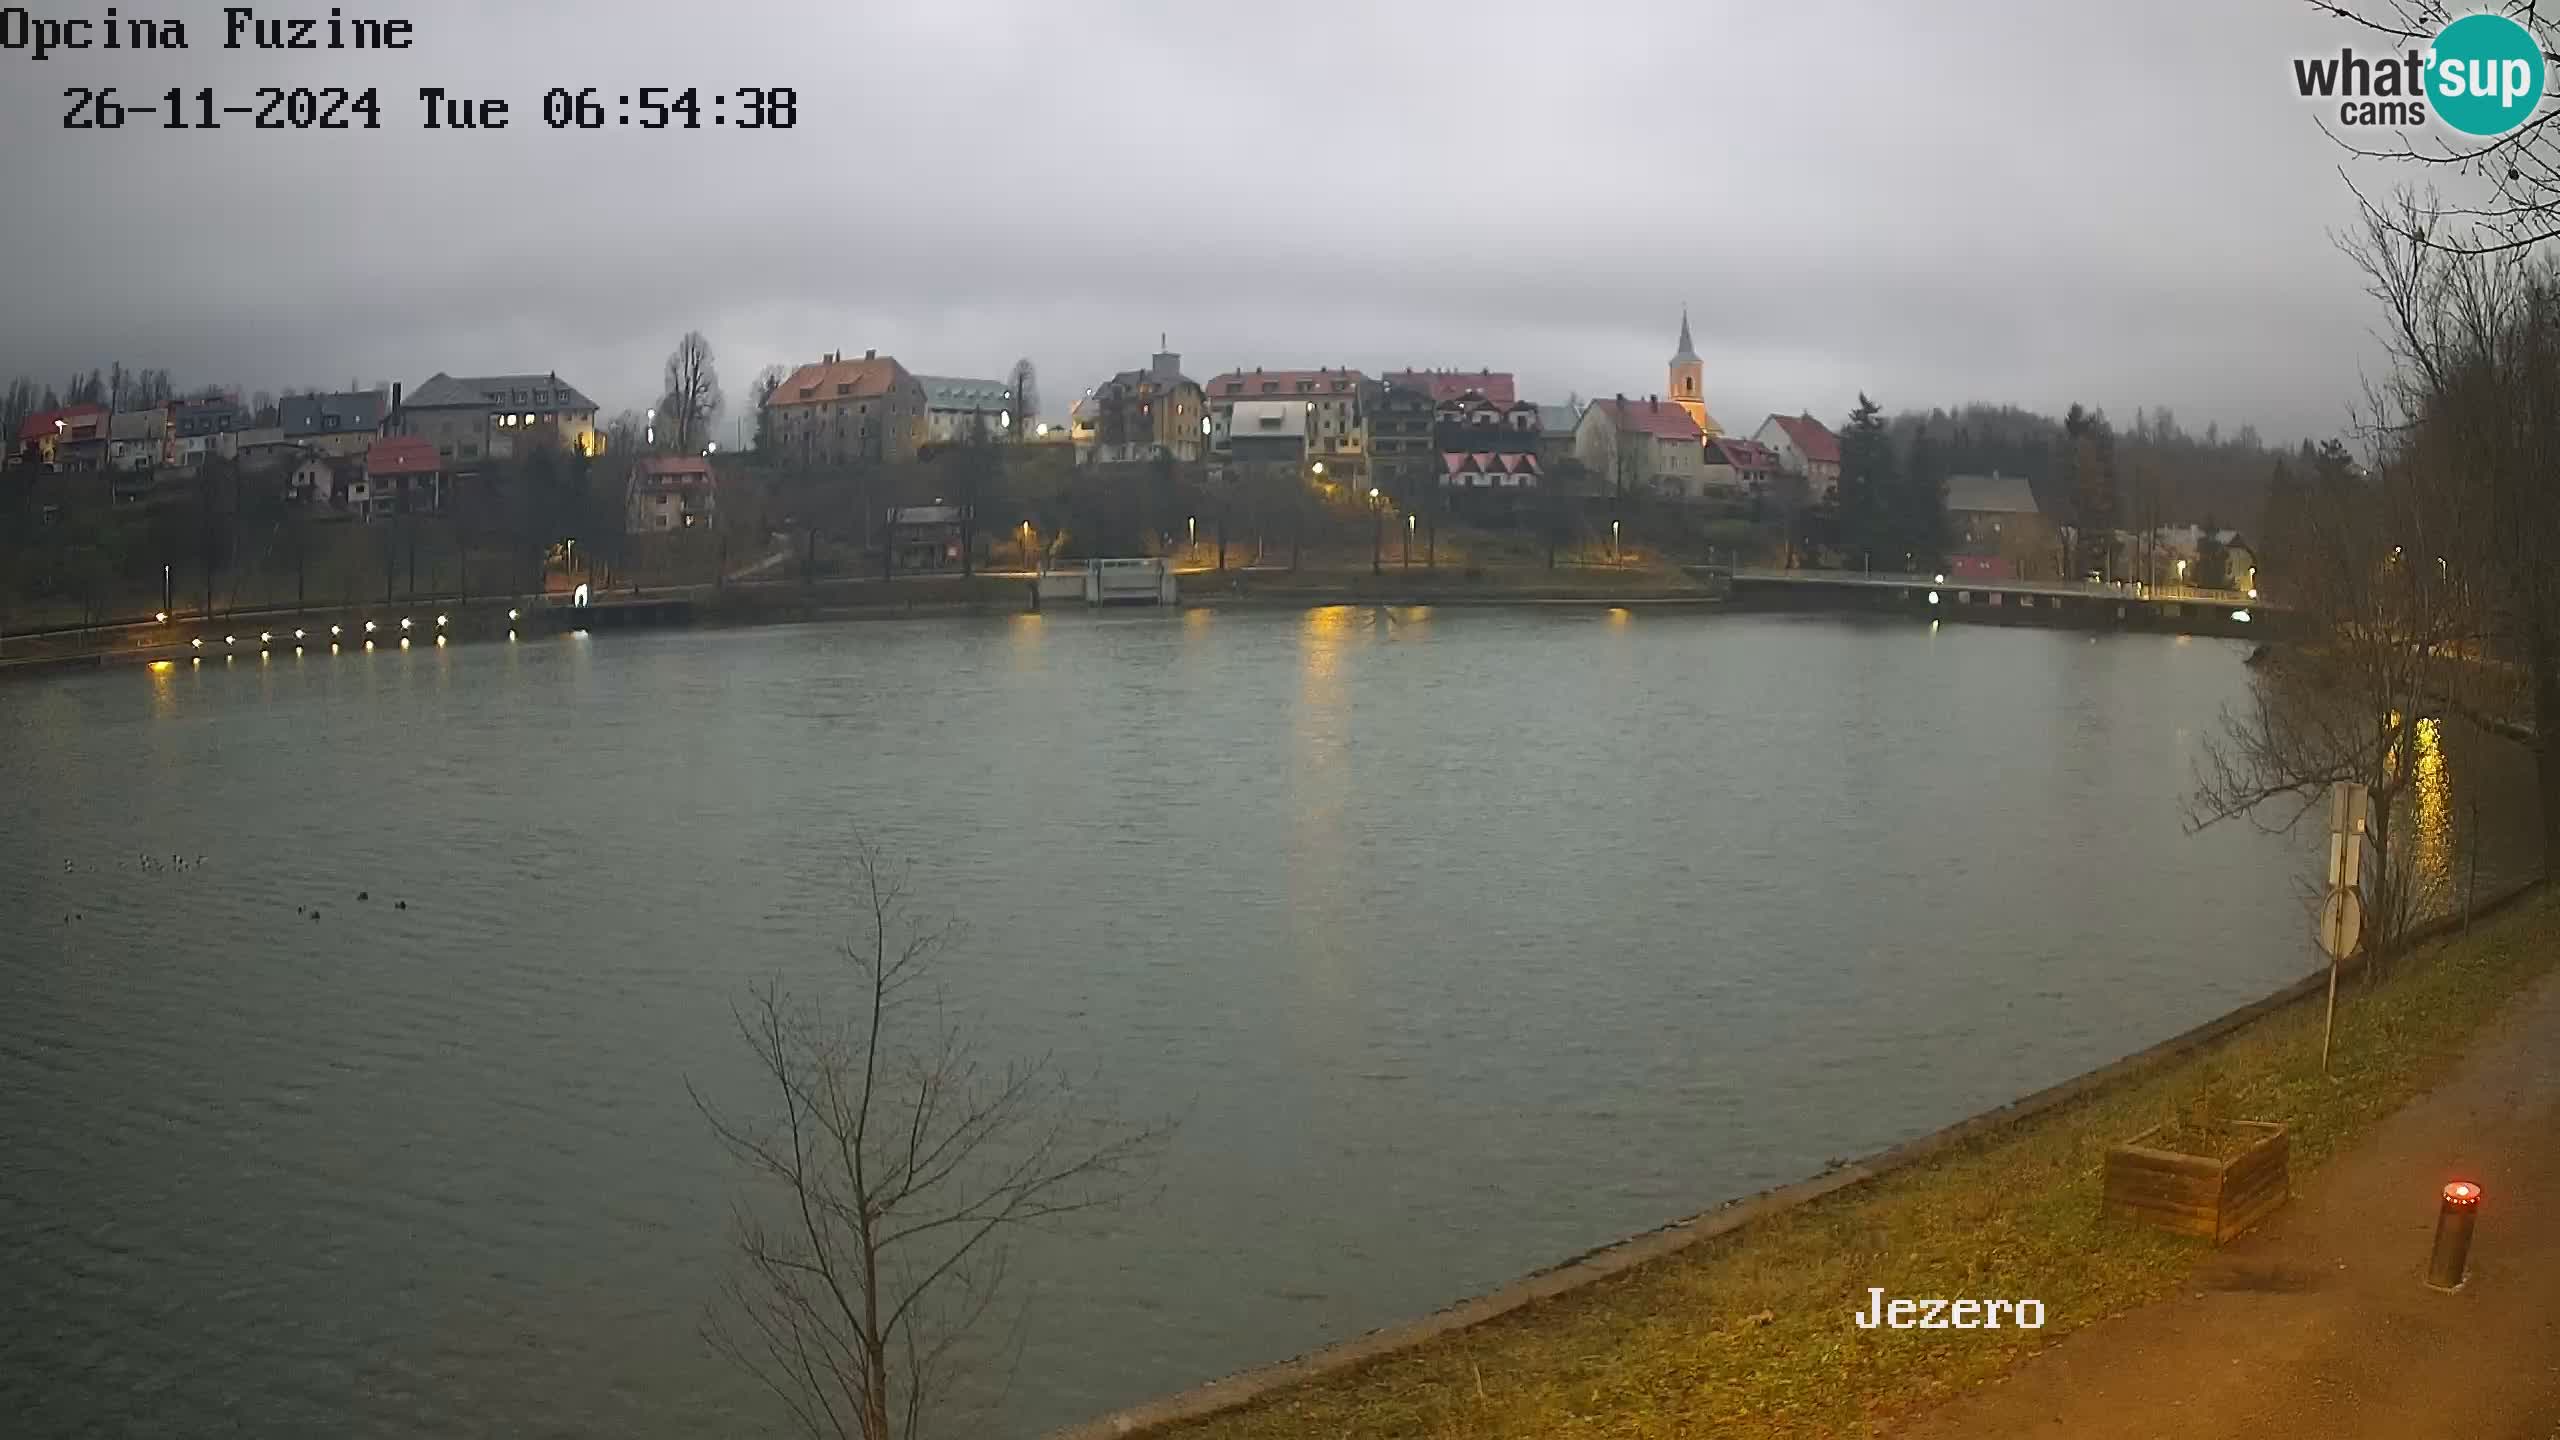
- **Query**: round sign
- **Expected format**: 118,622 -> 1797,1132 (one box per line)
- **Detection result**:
2319,887 -> 2363,959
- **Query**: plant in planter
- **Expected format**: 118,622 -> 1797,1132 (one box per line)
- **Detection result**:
2103,1085 -> 2291,1244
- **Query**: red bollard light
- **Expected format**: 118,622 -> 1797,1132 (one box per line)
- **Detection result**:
2428,1181 -> 2481,1291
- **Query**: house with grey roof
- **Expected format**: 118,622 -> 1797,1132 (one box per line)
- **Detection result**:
914,375 -> 1016,446
1945,471 -> 2055,580
395,372 -> 599,465
280,389 -> 390,458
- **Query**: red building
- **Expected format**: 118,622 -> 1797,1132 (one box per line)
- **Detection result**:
13,404 -> 109,471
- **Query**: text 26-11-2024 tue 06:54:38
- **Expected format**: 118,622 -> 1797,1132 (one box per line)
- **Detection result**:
59,85 -> 801,132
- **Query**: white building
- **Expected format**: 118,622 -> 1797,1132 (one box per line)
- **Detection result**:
915,375 -> 1015,446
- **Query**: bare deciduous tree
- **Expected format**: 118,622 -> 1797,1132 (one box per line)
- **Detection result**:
691,842 -> 1167,1440
2309,1 -> 2560,255
2351,189 -> 2560,876
753,364 -> 790,455
1005,359 -> 1038,441
662,331 -> 724,455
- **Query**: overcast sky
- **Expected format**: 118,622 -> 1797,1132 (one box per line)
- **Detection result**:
0,0 -> 2443,443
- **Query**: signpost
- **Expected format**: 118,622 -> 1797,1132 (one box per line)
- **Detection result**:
2318,781 -> 2370,1076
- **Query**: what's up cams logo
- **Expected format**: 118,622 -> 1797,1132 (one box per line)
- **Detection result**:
2295,11 -> 2547,136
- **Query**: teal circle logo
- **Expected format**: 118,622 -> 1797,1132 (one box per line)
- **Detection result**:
2429,13 -> 2545,136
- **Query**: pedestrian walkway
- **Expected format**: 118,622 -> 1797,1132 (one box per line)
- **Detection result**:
1892,961 -> 2560,1440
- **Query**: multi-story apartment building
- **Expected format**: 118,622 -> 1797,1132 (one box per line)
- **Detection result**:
916,375 -> 1016,446
1202,366 -> 1366,483
1363,377 -> 1437,502
397,373 -> 599,465
764,350 -> 929,465
280,388 -> 391,458
1076,346 -> 1206,467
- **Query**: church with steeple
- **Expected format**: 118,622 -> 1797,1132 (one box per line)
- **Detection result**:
1668,308 -> 1721,438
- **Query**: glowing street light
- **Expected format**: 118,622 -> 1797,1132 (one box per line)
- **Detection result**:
398,617 -> 413,631
435,614 -> 449,628
1311,462 -> 1325,477
154,611 -> 169,624
363,621 -> 377,633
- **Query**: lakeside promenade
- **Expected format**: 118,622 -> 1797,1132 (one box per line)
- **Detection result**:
1894,958 -> 2560,1439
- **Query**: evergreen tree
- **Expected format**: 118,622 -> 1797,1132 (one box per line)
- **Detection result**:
1836,393 -> 1898,567
2195,514 -> 2231,590
1899,423 -> 1950,568
2062,403 -> 2118,577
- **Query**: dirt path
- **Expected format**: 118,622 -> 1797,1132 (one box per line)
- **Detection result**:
1894,962 -> 2560,1440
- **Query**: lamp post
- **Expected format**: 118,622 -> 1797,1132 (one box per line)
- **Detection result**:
1612,518 -> 1622,562
1405,510 -> 1415,568
1369,487 -> 1383,576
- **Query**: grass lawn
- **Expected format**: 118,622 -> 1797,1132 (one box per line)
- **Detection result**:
1154,891 -> 2559,1440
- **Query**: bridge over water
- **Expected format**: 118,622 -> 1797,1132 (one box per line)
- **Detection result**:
1713,568 -> 2272,640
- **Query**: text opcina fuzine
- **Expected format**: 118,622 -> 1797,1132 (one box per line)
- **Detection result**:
1853,1288 -> 2045,1330
1,7 -> 418,62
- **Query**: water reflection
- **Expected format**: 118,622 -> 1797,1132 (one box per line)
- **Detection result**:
2412,716 -> 2453,903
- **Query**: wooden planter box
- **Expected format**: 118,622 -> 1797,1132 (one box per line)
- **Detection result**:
2103,1121 -> 2290,1244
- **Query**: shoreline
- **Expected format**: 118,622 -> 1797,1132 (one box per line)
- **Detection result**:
0,564 -> 2288,683
1050,879 -> 2547,1440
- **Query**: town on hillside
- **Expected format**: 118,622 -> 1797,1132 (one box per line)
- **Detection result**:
4,314 -> 2272,615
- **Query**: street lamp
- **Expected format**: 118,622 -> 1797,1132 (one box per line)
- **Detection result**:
1612,518 -> 1622,560
1368,487 -> 1383,575
1188,515 -> 1197,547
1405,510 -> 1415,568
1312,461 -> 1325,477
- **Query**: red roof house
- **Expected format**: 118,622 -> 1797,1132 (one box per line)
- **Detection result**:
1588,395 -> 1704,442
1766,413 -> 1840,466
14,404 -> 109,469
1384,369 -> 1517,406
365,436 -> 441,477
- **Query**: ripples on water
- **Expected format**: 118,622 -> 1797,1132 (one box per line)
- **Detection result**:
0,611 -> 2539,1436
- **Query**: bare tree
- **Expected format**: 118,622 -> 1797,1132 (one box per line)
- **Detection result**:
691,841 -> 1167,1440
2307,2 -> 2560,254
2188,438 -> 2475,964
753,365 -> 790,455
1005,359 -> 1038,442
662,331 -> 724,455
2351,189 -> 2560,876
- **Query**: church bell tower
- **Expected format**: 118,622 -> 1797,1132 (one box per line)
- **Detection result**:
1669,307 -> 1711,434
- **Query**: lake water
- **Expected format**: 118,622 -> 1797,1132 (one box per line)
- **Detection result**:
1,608 -> 2539,1437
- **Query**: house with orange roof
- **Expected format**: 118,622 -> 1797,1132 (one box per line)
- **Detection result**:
762,349 -> 928,465
13,404 -> 109,471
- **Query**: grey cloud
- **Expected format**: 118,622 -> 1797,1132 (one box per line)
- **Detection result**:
0,0 -> 2437,441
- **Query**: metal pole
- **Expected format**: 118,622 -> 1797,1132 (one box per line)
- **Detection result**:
2428,1182 -> 2480,1290
2320,954 -> 2339,1078
2466,802 -> 2482,932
